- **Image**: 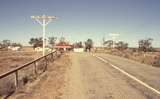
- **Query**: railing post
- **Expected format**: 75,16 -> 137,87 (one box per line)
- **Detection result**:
51,52 -> 54,61
15,70 -> 18,88
44,56 -> 48,71
34,61 -> 37,76
55,51 -> 58,57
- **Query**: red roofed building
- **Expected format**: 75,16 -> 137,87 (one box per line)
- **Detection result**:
155,48 -> 160,52
54,41 -> 72,51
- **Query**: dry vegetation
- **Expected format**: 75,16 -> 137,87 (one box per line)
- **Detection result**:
9,53 -> 70,99
94,48 -> 160,67
0,49 -> 64,98
0,51 -> 41,74
0,50 -> 42,98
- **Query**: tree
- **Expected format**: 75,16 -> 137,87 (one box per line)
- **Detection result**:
103,40 -> 114,49
0,43 -> 3,49
11,43 -> 22,47
102,37 -> 105,46
29,37 -> 43,48
2,39 -> 11,48
138,38 -> 154,52
115,41 -> 128,50
48,37 -> 57,47
58,37 -> 67,45
59,37 -> 65,43
85,39 -> 93,52
73,42 -> 83,48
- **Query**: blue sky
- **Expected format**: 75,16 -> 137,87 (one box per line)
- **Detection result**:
0,0 -> 160,47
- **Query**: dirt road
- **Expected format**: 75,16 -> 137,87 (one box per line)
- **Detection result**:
63,52 -> 160,99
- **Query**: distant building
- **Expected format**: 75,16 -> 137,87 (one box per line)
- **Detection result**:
72,41 -> 84,52
34,47 -> 52,52
34,47 -> 43,52
8,46 -> 21,51
54,42 -> 72,51
73,48 -> 84,52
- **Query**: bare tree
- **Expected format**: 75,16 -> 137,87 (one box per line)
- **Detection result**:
103,40 -> 113,49
115,41 -> 128,50
73,42 -> 83,48
58,36 -> 66,45
59,37 -> 65,43
138,38 -> 154,52
48,37 -> 57,47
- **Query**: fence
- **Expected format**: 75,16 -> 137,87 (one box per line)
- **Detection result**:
0,50 -> 61,98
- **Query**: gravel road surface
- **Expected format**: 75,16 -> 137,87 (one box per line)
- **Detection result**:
63,52 -> 160,99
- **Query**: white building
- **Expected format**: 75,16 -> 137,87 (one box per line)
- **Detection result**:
73,48 -> 84,52
8,46 -> 21,51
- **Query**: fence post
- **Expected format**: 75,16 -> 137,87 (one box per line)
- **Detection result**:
44,56 -> 48,71
51,53 -> 53,61
15,70 -> 18,88
34,61 -> 37,76
55,51 -> 58,57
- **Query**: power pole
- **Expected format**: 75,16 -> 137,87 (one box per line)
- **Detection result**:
31,15 -> 58,56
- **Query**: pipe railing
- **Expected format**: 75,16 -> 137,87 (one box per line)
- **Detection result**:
0,50 -> 60,88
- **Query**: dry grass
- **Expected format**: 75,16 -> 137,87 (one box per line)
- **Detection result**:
0,64 -> 36,98
0,50 -> 60,98
0,51 -> 41,74
0,51 -> 42,98
0,76 -> 16,98
8,54 -> 70,99
94,48 -> 160,67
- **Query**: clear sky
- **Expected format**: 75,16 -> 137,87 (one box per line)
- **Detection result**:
0,0 -> 160,47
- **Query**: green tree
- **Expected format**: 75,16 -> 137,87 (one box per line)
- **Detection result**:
0,43 -> 2,49
85,39 -> 93,52
29,37 -> 43,48
2,39 -> 11,48
11,43 -> 22,47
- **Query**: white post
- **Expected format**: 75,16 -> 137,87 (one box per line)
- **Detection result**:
112,37 -> 116,48
31,15 -> 58,56
43,15 -> 46,56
